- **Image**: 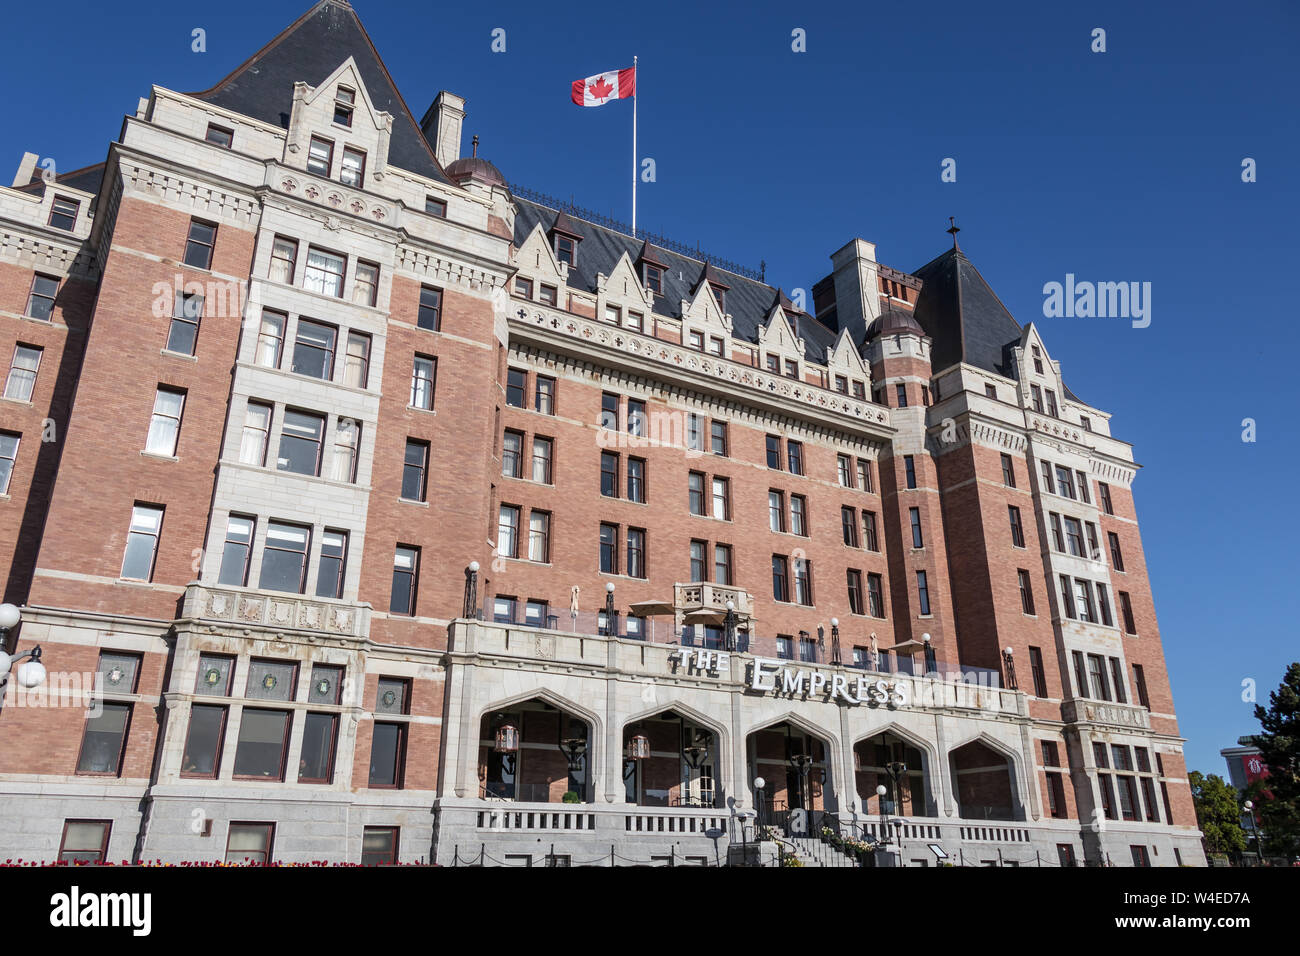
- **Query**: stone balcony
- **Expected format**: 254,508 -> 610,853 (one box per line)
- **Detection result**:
1061,697 -> 1151,731
181,582 -> 370,641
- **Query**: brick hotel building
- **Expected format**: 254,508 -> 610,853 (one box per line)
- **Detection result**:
0,0 -> 1203,867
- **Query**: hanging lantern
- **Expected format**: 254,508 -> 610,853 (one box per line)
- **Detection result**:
627,734 -> 651,761
683,732 -> 710,769
494,723 -> 519,754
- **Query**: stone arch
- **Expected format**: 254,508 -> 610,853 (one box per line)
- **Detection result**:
476,688 -> 605,804
744,712 -> 842,815
853,721 -> 940,818
620,701 -> 730,809
947,731 -> 1024,822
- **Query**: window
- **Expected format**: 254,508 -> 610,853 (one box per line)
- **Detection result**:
1119,591 -> 1136,634
298,712 -> 339,784
1029,646 -> 1047,697
835,375 -> 848,394
205,123 -> 234,148
1059,574 -> 1076,619
270,236 -> 298,284
784,358 -> 798,379
600,392 -> 619,429
794,559 -> 813,606
921,385 -> 931,406
711,476 -> 730,520
183,219 -> 217,270
331,420 -> 360,486
1043,745 -> 1066,819
841,506 -> 859,547
291,319 -> 337,380
1076,471 -> 1091,504
391,546 -> 419,615
1086,522 -> 1101,560
710,421 -> 729,456
260,522 -> 310,593
1098,482 -> 1114,515
539,284 -> 558,306
1108,532 -> 1125,571
904,455 -> 916,489
529,511 -> 551,562
895,384 -> 908,408
626,456 -> 644,501
627,528 -> 646,578
857,459 -> 873,492
627,398 -> 646,436
1087,654 -> 1110,700
1008,506 -> 1025,548
425,196 -> 447,218
121,504 -> 163,580
909,507 -> 924,548
1018,569 -> 1035,615
714,543 -> 733,585
798,635 -> 817,662
303,247 -> 346,298
603,304 -> 621,326
500,368 -> 525,408
369,721 -> 407,789
686,413 -> 704,451
232,707 -> 291,781
1074,578 -> 1096,623
688,330 -> 704,351
59,821 -> 111,864
4,345 -> 42,402
1000,453 -> 1015,487
498,505 -> 521,557
790,495 -> 807,536
535,375 -> 556,414
218,515 -> 256,586
787,440 -> 804,475
1045,390 -> 1059,418
1133,664 -> 1150,708
1064,517 -> 1084,557
688,471 -> 705,515
1030,384 -> 1043,413
533,436 -> 554,484
555,234 -> 575,266
690,540 -> 707,582
167,291 -> 202,355
862,511 -> 880,551
417,285 -> 442,331
1056,466 -> 1075,500
75,701 -> 131,774
867,573 -> 885,617
362,827 -> 400,866
402,440 -> 429,500
643,264 -> 662,293
1047,513 -> 1063,552
772,555 -> 790,602
340,147 -> 366,188
776,635 -> 793,660
708,336 -> 725,356
768,491 -> 785,532
316,529 -> 348,599
1096,582 -> 1114,626
1109,657 -> 1128,703
143,387 -> 185,456
524,600 -> 549,628
627,311 -> 644,333
766,354 -> 780,373
277,409 -> 325,476
239,401 -> 272,466
26,274 -> 58,320
352,261 -> 379,308
602,452 -> 621,498
599,523 -> 619,574
308,136 -> 334,176
181,704 -> 226,777
255,310 -> 286,368
838,454 -> 854,488
847,569 -> 865,615
48,195 -> 79,231
766,435 -> 781,470
916,570 -> 931,615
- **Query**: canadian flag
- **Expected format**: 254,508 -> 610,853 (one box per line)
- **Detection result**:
571,67 -> 636,107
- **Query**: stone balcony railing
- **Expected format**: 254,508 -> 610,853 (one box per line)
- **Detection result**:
181,582 -> 370,640
1061,697 -> 1151,731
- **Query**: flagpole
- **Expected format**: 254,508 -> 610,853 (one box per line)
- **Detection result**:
632,55 -> 638,234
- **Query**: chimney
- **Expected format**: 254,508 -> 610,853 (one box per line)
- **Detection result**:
12,151 -> 38,188
828,238 -> 882,340
421,91 -> 465,168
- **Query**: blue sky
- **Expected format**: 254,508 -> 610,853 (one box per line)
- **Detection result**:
4,0 -> 1296,776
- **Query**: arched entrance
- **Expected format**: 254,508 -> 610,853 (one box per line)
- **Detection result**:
621,709 -> 720,808
479,698 -> 593,803
949,738 -> 1018,821
855,730 -> 931,817
746,720 -> 835,823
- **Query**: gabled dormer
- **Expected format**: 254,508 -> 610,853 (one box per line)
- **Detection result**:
512,221 -> 567,306
1014,324 -> 1066,419
694,261 -> 730,315
825,327 -> 872,399
636,240 -> 668,296
679,263 -> 733,356
549,212 -> 583,269
595,250 -> 653,332
757,294 -> 807,380
286,57 -> 394,190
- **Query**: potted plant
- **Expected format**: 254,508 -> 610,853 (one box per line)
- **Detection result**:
561,791 -> 581,804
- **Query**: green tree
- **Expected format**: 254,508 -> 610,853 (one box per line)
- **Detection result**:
1246,661 -> 1300,857
1189,771 -> 1246,856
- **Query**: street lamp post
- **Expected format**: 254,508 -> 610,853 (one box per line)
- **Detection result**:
723,600 -> 737,652
830,618 -> 841,666
603,582 -> 616,637
1243,800 -> 1265,865
875,783 -> 889,841
0,604 -> 45,693
753,775 -> 767,866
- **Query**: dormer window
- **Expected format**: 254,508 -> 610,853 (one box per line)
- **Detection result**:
852,381 -> 866,399
334,87 -> 355,128
48,196 -> 79,231
708,336 -> 725,357
784,359 -> 798,379
555,235 -> 576,267
205,124 -> 234,148
1032,344 -> 1044,374
643,264 -> 663,294
709,284 -> 726,314
765,354 -> 779,372
425,196 -> 447,218
688,330 -> 704,351
1045,389 -> 1059,418
340,147 -> 366,188
307,136 -> 333,176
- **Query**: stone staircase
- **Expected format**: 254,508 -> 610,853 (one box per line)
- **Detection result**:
783,835 -> 860,868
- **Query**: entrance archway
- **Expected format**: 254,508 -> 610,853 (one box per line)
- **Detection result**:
621,709 -> 720,808
479,698 -> 593,804
745,720 -> 836,823
949,738 -> 1018,821
855,730 -> 931,817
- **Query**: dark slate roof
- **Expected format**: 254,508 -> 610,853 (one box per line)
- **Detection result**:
15,162 -> 105,199
911,245 -> 1025,378
514,196 -> 838,361
186,0 -> 450,184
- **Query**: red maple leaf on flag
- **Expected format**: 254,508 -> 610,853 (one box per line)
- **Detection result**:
587,76 -> 615,100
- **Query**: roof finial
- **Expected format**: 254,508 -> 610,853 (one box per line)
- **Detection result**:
947,216 -> 961,251
471,135 -> 479,158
